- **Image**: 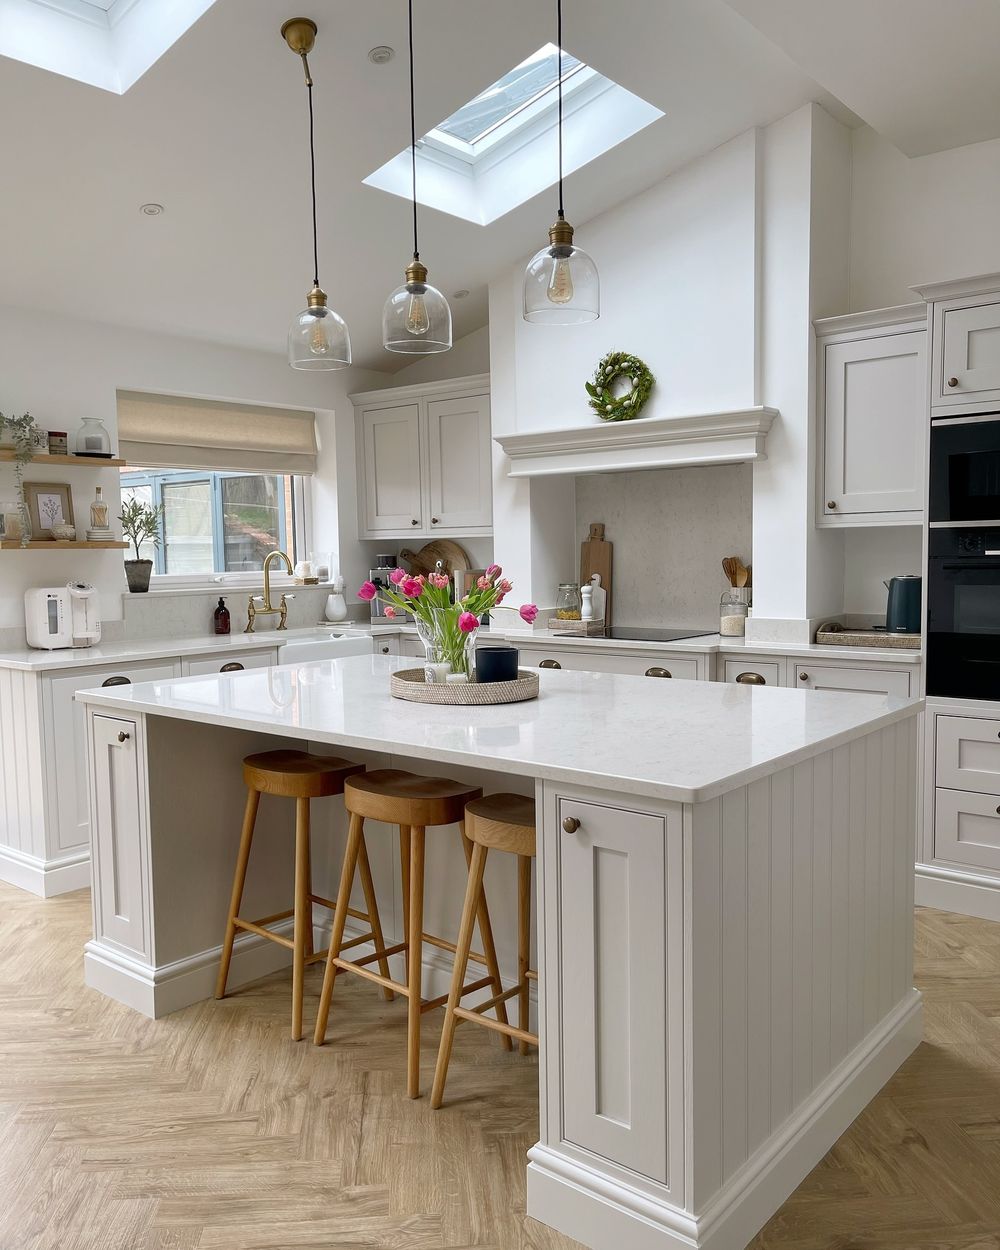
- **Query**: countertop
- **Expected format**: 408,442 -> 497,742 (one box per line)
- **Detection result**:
75,653 -> 921,804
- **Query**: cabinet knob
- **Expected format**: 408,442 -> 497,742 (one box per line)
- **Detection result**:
827,500 -> 837,510
220,662 -> 244,673
117,731 -> 130,743
799,672 -> 809,681
381,645 -> 390,654
431,517 -> 440,525
736,672 -> 766,685
996,805 -> 1000,816
411,518 -> 420,526
102,675 -> 131,687
645,666 -> 672,678
538,659 -> 561,669
948,376 -> 960,387
562,816 -> 580,834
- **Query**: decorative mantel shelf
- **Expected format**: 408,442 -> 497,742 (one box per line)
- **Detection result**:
493,406 -> 778,477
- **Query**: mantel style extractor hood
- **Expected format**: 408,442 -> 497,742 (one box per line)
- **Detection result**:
493,406 -> 778,477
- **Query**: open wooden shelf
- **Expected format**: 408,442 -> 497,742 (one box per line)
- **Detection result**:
0,451 -> 125,468
0,540 -> 128,550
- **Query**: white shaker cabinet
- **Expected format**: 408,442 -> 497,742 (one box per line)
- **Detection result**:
912,274 -> 1000,413
815,306 -> 927,526
353,375 -> 492,540
794,663 -> 913,698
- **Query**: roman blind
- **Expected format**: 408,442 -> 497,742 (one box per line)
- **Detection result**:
116,391 -> 318,475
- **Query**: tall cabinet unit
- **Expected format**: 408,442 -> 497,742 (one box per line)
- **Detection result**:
352,375 -> 493,540
815,305 -> 927,527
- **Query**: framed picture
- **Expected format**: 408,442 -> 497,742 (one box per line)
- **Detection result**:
24,482 -> 74,539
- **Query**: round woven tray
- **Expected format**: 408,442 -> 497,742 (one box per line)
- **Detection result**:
390,667 -> 539,706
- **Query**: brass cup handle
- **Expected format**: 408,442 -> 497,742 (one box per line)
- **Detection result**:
948,377 -> 960,387
220,662 -> 244,673
117,731 -> 130,743
736,672 -> 766,685
538,659 -> 561,669
645,666 -> 672,678
996,805 -> 1000,815
102,675 -> 131,687
562,816 -> 580,834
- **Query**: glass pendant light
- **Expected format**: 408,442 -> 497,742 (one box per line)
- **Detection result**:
382,0 -> 452,354
522,0 -> 599,324
282,18 -> 351,370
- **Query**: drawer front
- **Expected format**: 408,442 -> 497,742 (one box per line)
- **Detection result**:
521,646 -> 700,681
398,636 -> 425,658
935,786 -> 1000,874
793,664 -> 911,698
723,658 -> 783,687
375,637 -> 400,657
937,715 -> 1000,794
181,649 -> 276,677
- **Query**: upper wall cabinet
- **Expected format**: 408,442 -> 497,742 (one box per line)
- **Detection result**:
911,276 -> 1000,414
815,305 -> 927,528
352,375 -> 492,540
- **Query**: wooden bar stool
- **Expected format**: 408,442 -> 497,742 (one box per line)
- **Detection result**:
431,793 -> 538,1109
313,768 -> 513,1099
216,749 -> 394,1041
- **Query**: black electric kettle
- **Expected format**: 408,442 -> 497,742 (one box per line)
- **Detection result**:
883,575 -> 922,634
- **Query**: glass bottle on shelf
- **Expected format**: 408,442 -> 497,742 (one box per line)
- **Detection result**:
555,583 -> 582,620
89,486 -> 110,534
75,417 -> 112,458
719,588 -> 750,637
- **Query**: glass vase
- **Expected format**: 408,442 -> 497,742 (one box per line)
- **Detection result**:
414,605 -> 479,682
75,417 -> 113,457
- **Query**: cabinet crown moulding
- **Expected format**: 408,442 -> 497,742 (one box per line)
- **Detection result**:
493,406 -> 778,478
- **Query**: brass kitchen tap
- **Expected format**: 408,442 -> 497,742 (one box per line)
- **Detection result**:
245,550 -> 293,632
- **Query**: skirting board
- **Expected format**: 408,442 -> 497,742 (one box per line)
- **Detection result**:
0,843 -> 90,898
916,862 -> 1000,923
527,991 -> 923,1250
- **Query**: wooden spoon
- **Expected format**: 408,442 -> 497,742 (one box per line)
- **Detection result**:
722,556 -> 740,587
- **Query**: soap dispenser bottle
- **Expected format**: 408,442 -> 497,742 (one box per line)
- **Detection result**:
214,597 -> 231,635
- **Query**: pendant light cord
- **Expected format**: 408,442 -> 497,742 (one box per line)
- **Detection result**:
307,75 -> 320,288
557,0 -> 564,220
408,0 -> 419,261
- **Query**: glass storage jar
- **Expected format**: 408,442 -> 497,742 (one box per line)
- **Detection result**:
719,588 -> 750,636
554,582 -> 582,620
75,417 -> 113,458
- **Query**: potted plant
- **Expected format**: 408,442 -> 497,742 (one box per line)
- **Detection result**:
119,497 -> 163,593
0,410 -> 43,547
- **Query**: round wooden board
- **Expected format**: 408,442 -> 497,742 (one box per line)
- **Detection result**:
398,539 -> 473,576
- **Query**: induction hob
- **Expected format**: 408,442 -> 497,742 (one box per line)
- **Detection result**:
607,626 -> 715,642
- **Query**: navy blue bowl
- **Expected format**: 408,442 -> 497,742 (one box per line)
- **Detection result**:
476,646 -> 519,683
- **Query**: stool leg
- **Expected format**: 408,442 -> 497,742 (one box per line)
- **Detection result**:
399,825 -> 411,980
517,854 -> 532,1055
431,842 -> 488,1110
215,787 -> 260,1000
303,813 -> 314,960
291,797 -> 311,1041
357,834 -> 394,1002
314,812 -> 364,1046
407,826 -> 426,1099
461,824 -> 513,1052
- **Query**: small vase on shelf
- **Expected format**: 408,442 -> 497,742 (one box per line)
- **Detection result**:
75,418 -> 113,458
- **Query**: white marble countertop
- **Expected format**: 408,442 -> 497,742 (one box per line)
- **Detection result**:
75,653 -> 921,804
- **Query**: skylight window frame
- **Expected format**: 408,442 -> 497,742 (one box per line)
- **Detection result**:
422,55 -> 597,167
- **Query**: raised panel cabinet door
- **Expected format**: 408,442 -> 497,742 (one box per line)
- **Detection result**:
794,664 -> 911,698
936,715 -> 1000,794
360,404 -> 423,534
823,331 -> 926,518
556,796 -> 668,1183
425,393 -> 493,530
90,714 -> 148,957
935,786 -> 1000,874
45,661 -> 179,857
940,302 -> 1000,402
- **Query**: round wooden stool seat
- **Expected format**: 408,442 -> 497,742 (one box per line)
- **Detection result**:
243,750 -> 364,799
465,793 -> 536,858
345,768 -> 483,827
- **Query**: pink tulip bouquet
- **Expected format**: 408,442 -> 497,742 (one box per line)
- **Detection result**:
358,564 -> 538,680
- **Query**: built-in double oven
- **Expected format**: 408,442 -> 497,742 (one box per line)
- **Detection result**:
927,414 -> 1000,699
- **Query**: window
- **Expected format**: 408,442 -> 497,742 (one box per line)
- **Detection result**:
119,468 -> 297,578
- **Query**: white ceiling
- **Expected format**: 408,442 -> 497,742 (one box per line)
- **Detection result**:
725,0 -> 1000,158
0,0 -> 850,369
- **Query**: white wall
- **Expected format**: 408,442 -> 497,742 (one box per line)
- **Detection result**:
0,303 -> 386,634
382,324 -> 490,388
843,527 -> 922,619
850,125 -> 1000,311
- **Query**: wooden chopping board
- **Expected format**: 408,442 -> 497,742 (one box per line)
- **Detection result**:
399,539 -> 473,576
580,523 -> 613,627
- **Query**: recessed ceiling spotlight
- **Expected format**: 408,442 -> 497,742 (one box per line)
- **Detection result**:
452,289 -> 470,299
368,45 -> 394,64
139,203 -> 164,217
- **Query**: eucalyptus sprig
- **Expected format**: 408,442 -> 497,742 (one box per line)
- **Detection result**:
0,410 -> 43,547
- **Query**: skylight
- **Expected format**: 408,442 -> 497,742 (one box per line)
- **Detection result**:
364,45 -> 664,226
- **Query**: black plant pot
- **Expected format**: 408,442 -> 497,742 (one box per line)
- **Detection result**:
124,559 -> 153,593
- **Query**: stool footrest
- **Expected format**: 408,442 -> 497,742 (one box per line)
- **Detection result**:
420,974 -> 495,1014
422,931 -> 488,967
465,982 -> 523,1016
233,916 -> 295,949
452,1005 -> 537,1048
332,956 -> 407,997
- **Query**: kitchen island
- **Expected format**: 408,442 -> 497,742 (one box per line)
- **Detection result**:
77,655 -> 922,1250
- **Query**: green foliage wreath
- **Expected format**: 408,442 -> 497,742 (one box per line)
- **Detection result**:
585,351 -> 655,422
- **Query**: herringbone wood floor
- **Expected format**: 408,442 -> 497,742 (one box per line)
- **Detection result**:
1,887 -> 999,1249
